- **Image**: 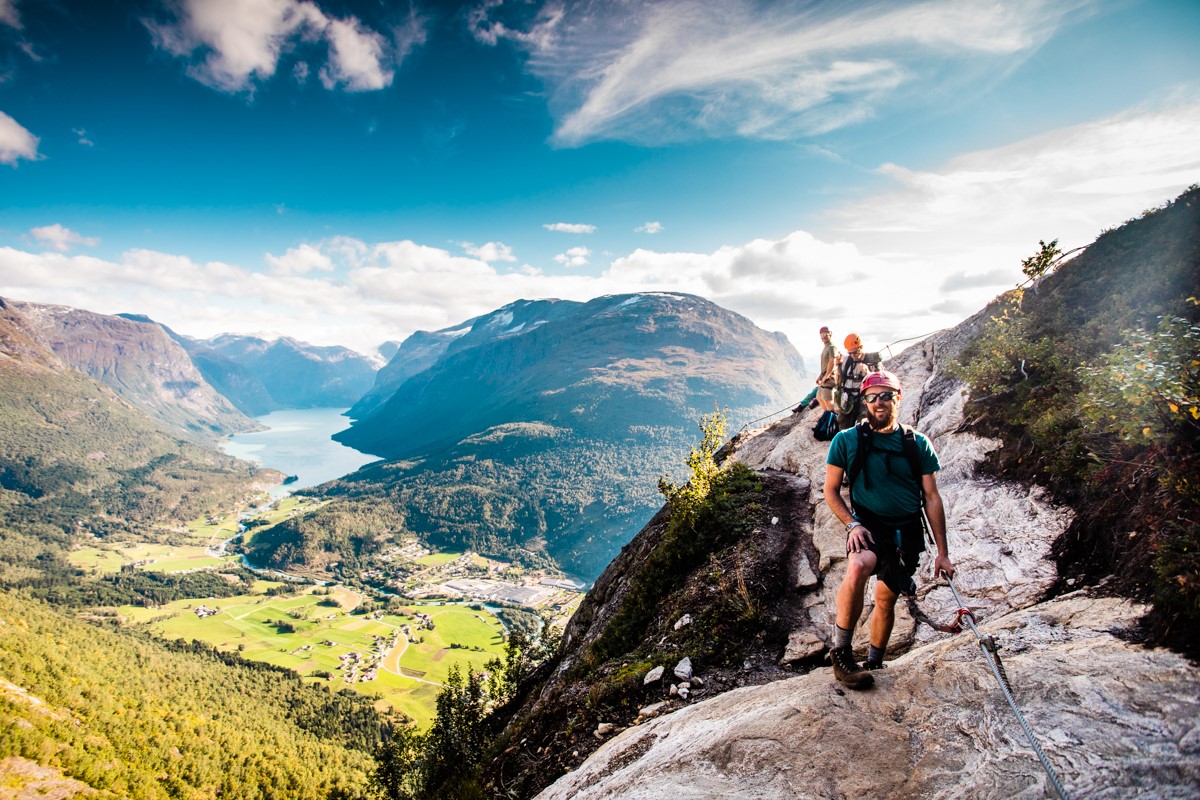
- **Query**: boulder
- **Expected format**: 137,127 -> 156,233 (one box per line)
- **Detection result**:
643,665 -> 665,685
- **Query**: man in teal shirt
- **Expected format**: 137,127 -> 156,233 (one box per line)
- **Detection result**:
823,370 -> 954,689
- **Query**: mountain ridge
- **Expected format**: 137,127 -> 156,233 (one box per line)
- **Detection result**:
10,299 -> 256,440
158,326 -> 380,416
336,292 -> 806,460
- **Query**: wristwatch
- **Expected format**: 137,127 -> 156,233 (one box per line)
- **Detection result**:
845,519 -> 862,533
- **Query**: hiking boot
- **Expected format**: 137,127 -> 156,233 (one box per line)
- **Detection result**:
829,647 -> 874,689
865,658 -> 886,671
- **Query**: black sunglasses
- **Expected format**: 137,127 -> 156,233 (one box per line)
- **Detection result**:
863,391 -> 897,404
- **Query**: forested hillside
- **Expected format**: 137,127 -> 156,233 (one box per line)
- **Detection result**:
0,591 -> 387,799
0,298 -> 278,603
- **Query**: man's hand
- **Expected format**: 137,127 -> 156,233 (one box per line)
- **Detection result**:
847,524 -> 874,553
933,554 -> 955,580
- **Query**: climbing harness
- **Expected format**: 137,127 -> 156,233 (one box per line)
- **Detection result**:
941,575 -> 1071,800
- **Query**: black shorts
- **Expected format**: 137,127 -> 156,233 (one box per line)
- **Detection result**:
851,507 -> 925,596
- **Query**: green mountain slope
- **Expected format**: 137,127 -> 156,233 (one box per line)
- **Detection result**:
0,591 -> 383,799
336,293 -> 803,460
0,299 -> 277,596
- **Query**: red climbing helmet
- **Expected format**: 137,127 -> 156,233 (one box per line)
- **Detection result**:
861,370 -> 902,393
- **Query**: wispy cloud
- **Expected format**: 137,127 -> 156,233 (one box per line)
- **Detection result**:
0,0 -> 20,30
544,222 -> 595,234
468,0 -> 563,49
485,0 -> 1094,146
0,110 -> 38,164
30,224 -> 100,252
72,128 -> 94,147
636,221 -> 663,234
830,93 -> 1200,274
145,0 -> 424,94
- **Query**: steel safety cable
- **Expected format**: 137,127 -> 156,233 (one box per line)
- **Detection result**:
944,576 -> 1071,800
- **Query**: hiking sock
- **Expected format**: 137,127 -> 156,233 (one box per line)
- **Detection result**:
832,625 -> 853,651
867,644 -> 885,664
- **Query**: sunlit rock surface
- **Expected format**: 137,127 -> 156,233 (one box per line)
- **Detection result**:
537,594 -> 1198,800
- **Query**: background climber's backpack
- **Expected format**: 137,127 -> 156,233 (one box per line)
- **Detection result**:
812,409 -> 839,441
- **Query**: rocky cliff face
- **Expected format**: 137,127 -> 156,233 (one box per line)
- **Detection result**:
8,299 -> 255,440
491,314 -> 1199,799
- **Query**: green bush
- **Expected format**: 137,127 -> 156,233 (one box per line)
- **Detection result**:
952,188 -> 1200,641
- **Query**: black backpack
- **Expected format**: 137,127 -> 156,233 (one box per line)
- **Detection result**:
812,409 -> 839,441
846,419 -> 925,509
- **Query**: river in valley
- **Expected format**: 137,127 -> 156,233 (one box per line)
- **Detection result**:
221,407 -> 378,498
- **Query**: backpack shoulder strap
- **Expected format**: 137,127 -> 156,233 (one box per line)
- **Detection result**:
846,420 -> 873,505
898,424 -> 926,504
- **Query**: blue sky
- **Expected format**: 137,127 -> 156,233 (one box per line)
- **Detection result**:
1,0 -> 1197,358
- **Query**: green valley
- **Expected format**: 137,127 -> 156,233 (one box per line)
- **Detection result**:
121,587 -> 506,728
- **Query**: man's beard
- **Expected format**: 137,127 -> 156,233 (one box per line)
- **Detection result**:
868,404 -> 898,431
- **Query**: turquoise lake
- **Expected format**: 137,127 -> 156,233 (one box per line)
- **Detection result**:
221,407 -> 378,498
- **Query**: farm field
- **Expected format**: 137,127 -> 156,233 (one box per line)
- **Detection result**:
123,586 -> 506,727
68,541 -> 239,574
414,551 -> 462,567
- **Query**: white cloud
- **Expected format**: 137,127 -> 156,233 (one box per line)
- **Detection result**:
0,0 -> 20,30
145,0 -> 419,94
72,128 -> 94,147
0,110 -> 38,164
486,0 -> 1093,145
636,221 -> 663,234
30,224 -> 100,252
831,95 -> 1200,270
319,15 -> 391,91
544,222 -> 596,234
554,245 -> 591,267
266,243 -> 333,275
461,241 -> 517,262
2,96 -> 1195,359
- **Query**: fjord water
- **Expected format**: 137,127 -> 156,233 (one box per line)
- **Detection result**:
221,407 -> 376,497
